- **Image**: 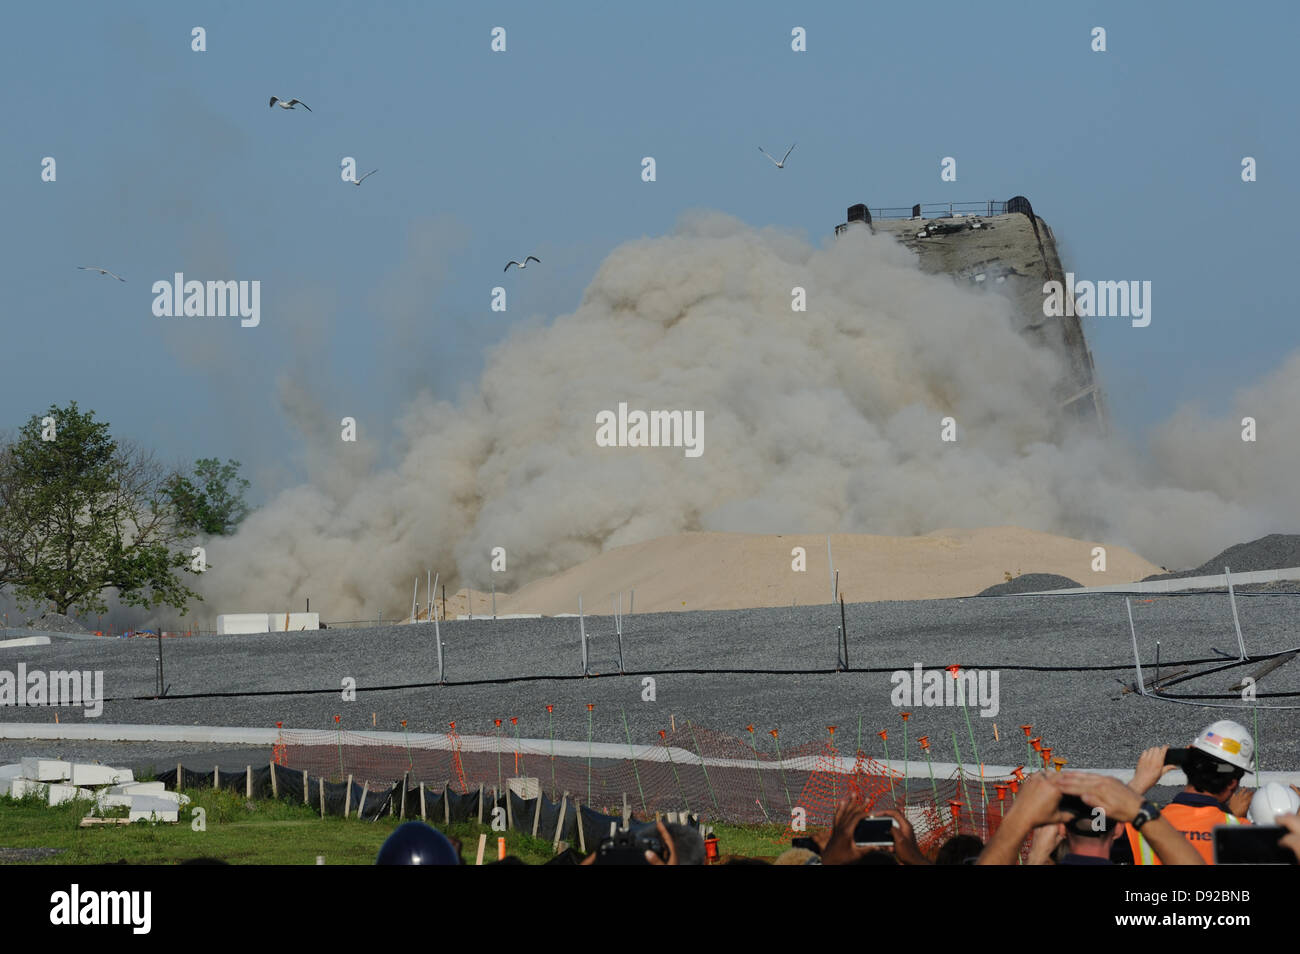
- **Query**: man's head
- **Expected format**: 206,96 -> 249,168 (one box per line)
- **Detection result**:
1184,720 -> 1254,799
1062,809 -> 1123,858
935,834 -> 984,865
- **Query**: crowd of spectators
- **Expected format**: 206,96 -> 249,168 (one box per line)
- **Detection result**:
375,719 -> 1300,865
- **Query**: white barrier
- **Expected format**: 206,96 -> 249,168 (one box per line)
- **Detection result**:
216,613 -> 320,635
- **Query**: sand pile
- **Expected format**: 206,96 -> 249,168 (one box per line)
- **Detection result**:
496,527 -> 1161,615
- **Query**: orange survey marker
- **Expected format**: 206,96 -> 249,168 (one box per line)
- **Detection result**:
272,721 -> 288,765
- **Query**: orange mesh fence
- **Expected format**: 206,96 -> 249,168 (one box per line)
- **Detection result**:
271,720 -> 1035,850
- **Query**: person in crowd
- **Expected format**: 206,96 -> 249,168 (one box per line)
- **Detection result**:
977,771 -> 1203,865
1124,720 -> 1255,865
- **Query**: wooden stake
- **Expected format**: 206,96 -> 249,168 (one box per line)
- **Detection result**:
401,772 -> 409,819
345,775 -> 353,817
575,798 -> 586,853
504,785 -> 512,830
475,833 -> 487,866
553,794 -> 568,852
270,762 -> 278,798
622,792 -> 630,826
531,792 -> 542,838
357,781 -> 369,820
443,782 -> 450,826
318,777 -> 325,819
213,765 -> 219,790
302,769 -> 308,805
245,766 -> 252,800
419,782 -> 427,821
477,783 -> 484,824
176,763 -> 182,793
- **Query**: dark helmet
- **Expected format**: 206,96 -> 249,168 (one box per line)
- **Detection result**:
375,822 -> 460,865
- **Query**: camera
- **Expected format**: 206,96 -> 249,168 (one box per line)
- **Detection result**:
595,826 -> 668,865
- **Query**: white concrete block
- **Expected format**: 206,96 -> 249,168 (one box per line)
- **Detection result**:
8,777 -> 44,799
218,612 -> 320,634
0,763 -> 23,782
20,758 -> 69,781
94,792 -> 133,809
47,783 -> 93,806
68,763 -> 133,786
126,789 -> 189,806
109,781 -> 166,795
128,796 -> 179,822
216,613 -> 271,635
0,635 -> 51,649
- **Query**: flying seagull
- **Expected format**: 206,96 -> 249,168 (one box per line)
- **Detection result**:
758,142 -> 796,169
351,169 -> 378,186
269,96 -> 311,111
78,266 -> 124,281
504,256 -> 540,272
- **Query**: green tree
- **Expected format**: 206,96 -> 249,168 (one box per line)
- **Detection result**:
0,402 -> 200,617
165,458 -> 250,537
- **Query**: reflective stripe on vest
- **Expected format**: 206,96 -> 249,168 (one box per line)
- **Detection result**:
1132,809 -> 1240,865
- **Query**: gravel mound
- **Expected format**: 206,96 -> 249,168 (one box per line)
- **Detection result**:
976,573 -> 1081,596
24,612 -> 90,634
1142,534 -> 1300,581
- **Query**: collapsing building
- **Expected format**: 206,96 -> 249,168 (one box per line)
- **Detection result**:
836,197 -> 1105,429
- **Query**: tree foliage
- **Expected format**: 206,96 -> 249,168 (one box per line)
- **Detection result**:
165,458 -> 250,538
0,402 -> 200,617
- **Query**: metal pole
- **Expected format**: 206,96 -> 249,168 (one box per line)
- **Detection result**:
827,536 -> 835,604
579,595 -> 588,675
616,608 -> 626,675
839,593 -> 849,669
1126,598 -> 1146,694
1226,567 -> 1247,660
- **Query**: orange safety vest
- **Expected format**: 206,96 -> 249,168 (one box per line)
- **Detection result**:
1127,800 -> 1246,865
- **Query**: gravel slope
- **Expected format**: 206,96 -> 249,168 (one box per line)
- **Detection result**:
2,593 -> 1298,772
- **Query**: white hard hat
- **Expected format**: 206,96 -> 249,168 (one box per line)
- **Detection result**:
1190,720 -> 1255,771
1248,783 -> 1300,825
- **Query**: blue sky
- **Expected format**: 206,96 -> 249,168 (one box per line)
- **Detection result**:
4,0 -> 1295,504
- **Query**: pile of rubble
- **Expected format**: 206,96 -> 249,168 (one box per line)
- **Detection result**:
1,758 -> 188,823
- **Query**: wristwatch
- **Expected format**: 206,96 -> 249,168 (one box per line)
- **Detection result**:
1132,801 -> 1161,831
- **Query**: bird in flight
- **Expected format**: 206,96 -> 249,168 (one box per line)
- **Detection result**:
758,142 -> 796,169
269,96 -> 311,111
504,256 -> 540,272
351,169 -> 378,186
78,266 -> 124,281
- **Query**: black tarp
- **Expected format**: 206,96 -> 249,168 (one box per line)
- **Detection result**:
578,803 -> 624,849
444,786 -> 481,822
508,790 -> 538,834
534,792 -> 577,844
